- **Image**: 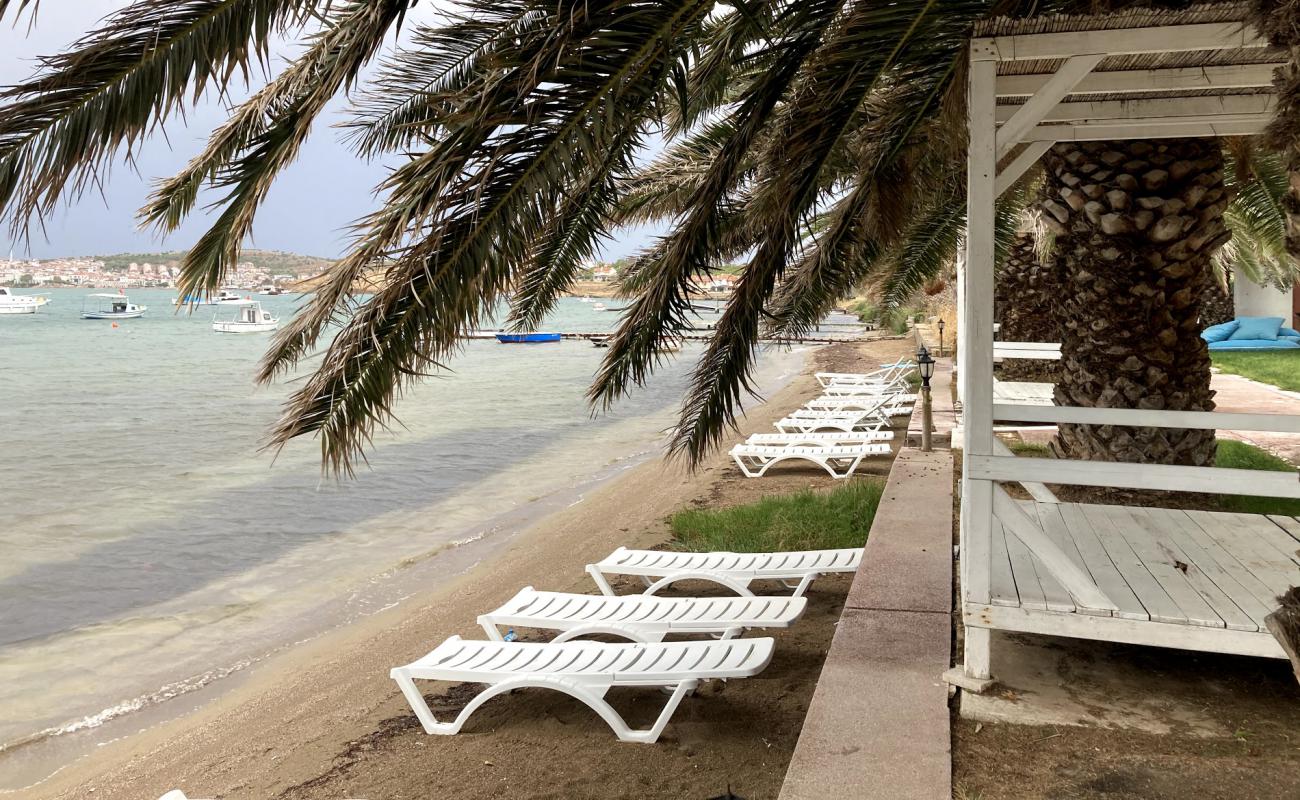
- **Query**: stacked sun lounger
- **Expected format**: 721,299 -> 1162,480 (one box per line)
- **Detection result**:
390,546 -> 864,744
731,359 -> 916,478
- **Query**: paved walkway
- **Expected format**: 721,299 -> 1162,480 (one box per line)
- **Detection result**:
780,360 -> 956,800
1211,371 -> 1300,464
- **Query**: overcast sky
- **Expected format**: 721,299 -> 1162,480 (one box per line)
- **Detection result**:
0,3 -> 659,261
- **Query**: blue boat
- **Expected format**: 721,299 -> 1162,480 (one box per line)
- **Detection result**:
496,332 -> 562,344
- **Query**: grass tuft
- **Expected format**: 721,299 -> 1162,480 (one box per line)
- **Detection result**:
670,480 -> 884,553
1212,350 -> 1300,393
1215,439 -> 1300,516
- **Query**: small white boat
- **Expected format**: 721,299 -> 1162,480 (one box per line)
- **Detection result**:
592,302 -> 607,312
0,286 -> 50,315
82,293 -> 147,320
257,285 -> 284,296
215,289 -> 250,304
578,296 -> 592,303
212,300 -> 278,333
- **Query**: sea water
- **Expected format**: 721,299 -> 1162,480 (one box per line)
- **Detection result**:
0,289 -> 809,789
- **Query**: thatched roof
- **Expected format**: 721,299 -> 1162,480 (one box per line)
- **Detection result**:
976,2 -> 1286,108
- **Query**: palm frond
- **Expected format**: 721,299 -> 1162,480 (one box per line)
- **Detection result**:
1220,142 -> 1298,289
145,0 -> 409,301
0,0 -> 323,236
266,0 -> 712,474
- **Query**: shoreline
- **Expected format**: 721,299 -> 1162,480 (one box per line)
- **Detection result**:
21,336 -> 911,800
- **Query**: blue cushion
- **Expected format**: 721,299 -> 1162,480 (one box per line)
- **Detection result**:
1209,338 -> 1300,351
1201,321 -> 1238,343
1281,326 -> 1300,338
1283,335 -> 1300,345
1228,316 -> 1284,341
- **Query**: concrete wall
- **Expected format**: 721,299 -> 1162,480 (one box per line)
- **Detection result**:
1233,276 -> 1293,320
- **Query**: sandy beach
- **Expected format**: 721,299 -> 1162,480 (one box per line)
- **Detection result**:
22,336 -> 914,800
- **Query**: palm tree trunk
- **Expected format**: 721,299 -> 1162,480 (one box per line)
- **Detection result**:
995,231 -> 1061,382
1037,139 -> 1230,466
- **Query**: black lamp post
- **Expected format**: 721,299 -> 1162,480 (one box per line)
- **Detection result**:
917,344 -> 935,452
936,318 -> 946,358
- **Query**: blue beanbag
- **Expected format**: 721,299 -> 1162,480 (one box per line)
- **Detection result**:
1228,316 -> 1284,341
1208,338 -> 1300,350
1201,321 -> 1238,343
1282,327 -> 1300,338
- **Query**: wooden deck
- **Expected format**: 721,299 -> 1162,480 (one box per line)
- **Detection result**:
993,380 -> 1054,406
973,501 -> 1300,658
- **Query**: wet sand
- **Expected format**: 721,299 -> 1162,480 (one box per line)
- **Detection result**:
24,337 -> 914,800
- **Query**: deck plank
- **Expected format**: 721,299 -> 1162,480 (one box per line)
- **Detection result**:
1053,503 -> 1146,620
1077,504 -> 1187,624
1025,503 -> 1083,614
1097,506 -> 1224,628
1129,508 -> 1258,631
1185,510 -> 1300,594
1003,522 -> 1049,611
1265,515 -> 1300,548
1164,510 -> 1283,610
1225,512 -> 1300,567
989,519 -> 1020,607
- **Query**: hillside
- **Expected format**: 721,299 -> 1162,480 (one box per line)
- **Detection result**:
91,249 -> 335,276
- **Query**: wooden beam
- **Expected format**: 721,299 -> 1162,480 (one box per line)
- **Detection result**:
1025,117 -> 1271,141
968,455 -> 1300,498
992,487 -> 1117,610
997,54 -> 1104,157
965,603 -> 1288,659
996,63 -> 1285,97
991,438 -> 1059,503
990,403 -> 1300,434
976,22 -> 1270,62
997,94 -> 1276,124
995,141 -> 1053,196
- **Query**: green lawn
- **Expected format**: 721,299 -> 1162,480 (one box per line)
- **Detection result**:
1211,349 -> 1300,393
670,480 -> 884,553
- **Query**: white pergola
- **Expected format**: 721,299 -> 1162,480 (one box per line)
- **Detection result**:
952,4 -> 1300,689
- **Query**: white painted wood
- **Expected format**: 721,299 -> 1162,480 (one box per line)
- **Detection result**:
963,626 -> 993,680
996,54 -> 1104,157
964,603 -> 1287,659
1163,510 -> 1281,610
989,518 -> 1021,607
990,403 -> 1300,434
995,140 -> 1053,196
993,487 -> 1117,611
991,437 -> 1058,503
997,94 -> 1276,125
1181,512 -> 1300,605
1076,504 -> 1186,624
995,63 -> 1286,97
968,455 -> 1300,499
1050,502 -> 1147,619
1003,523 -> 1048,611
1268,515 -> 1300,545
1024,117 -> 1270,142
978,23 -> 1270,61
1098,505 -> 1226,628
1132,507 -> 1265,632
1215,512 -> 1300,568
994,348 -> 1062,361
994,341 -> 1061,351
992,381 -> 1055,406
961,54 -> 999,610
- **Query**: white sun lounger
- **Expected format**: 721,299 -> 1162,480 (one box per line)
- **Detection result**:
745,431 -> 893,446
478,586 -> 808,642
774,413 -> 889,434
391,636 -> 775,743
815,360 -> 914,389
804,395 -> 913,414
587,546 -> 863,597
819,383 -> 918,400
731,442 -> 890,479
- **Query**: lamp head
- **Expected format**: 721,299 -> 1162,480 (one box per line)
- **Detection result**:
916,344 -> 935,382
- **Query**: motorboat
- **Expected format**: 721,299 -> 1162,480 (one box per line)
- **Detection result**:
257,285 -> 284,296
0,286 -> 50,315
82,293 -> 147,319
592,303 -> 607,312
496,332 -> 562,343
213,300 -> 279,333
174,288 -> 248,306
215,289 -> 250,304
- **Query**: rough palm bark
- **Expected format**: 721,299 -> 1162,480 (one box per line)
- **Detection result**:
995,231 -> 1061,382
1201,278 -> 1235,327
1037,139 -> 1229,467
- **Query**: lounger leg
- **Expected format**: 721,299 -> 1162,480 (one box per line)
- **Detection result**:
479,620 -> 505,641
587,565 -> 618,596
642,572 -> 755,598
789,571 -> 822,598
391,668 -> 459,735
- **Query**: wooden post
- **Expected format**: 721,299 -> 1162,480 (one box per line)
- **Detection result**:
960,42 -> 1000,684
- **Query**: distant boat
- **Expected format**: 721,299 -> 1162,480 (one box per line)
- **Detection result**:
215,289 -> 250,304
257,285 -> 284,296
82,293 -> 146,320
174,289 -> 247,306
592,303 -> 607,312
213,300 -> 279,334
578,296 -> 593,303
496,332 -> 562,344
591,336 -> 611,348
0,287 -> 50,315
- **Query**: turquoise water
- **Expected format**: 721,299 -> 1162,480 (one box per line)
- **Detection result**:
0,288 -> 807,789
